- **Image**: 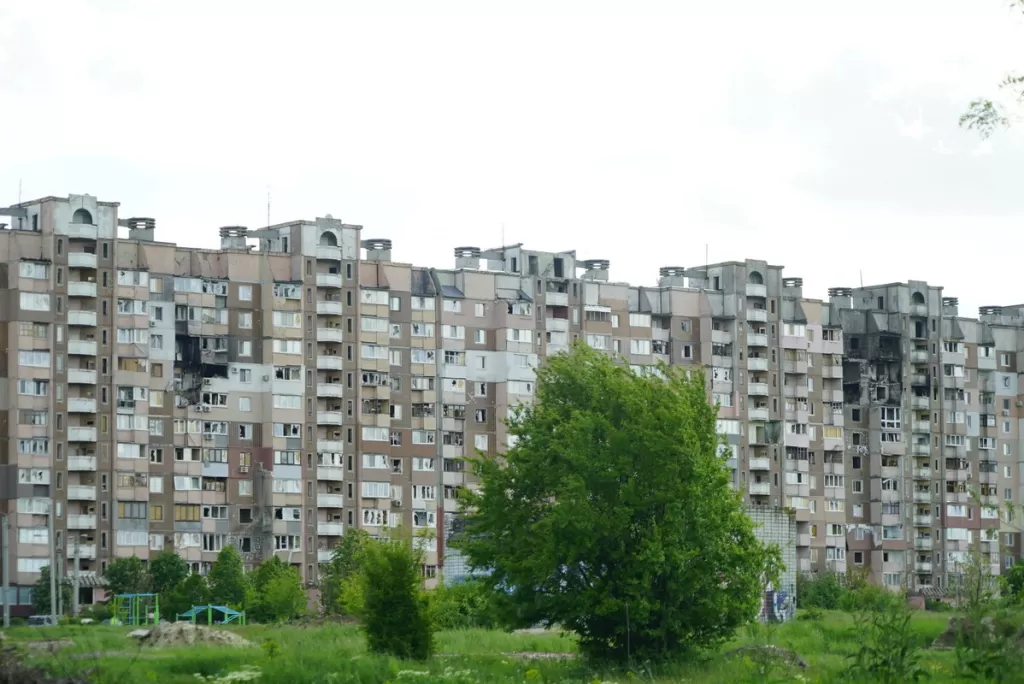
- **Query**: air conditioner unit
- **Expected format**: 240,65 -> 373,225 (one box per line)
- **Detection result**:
262,375 -> 270,381
149,321 -> 156,327
391,499 -> 402,508
202,378 -> 212,386
230,367 -> 238,374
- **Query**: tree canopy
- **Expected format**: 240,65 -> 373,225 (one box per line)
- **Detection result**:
458,343 -> 780,663
960,1 -> 1024,137
103,556 -> 149,596
207,545 -> 247,608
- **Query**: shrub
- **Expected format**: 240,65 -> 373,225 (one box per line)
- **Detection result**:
431,578 -> 500,630
797,572 -> 845,610
359,531 -> 434,660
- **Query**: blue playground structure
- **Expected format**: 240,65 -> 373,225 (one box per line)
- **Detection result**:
178,605 -> 246,625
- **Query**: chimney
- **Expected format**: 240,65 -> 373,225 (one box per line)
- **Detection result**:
979,306 -> 1002,323
362,238 -> 392,262
581,259 -> 610,282
219,226 -> 248,250
828,287 -> 853,309
454,246 -> 481,270
782,277 -> 803,297
942,297 -> 959,316
658,266 -> 687,288
124,217 -> 155,242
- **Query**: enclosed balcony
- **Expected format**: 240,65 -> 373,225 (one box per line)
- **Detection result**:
67,514 -> 97,529
67,311 -> 98,327
68,426 -> 98,442
68,252 -> 98,269
67,455 -> 97,471
745,283 -> 767,298
316,300 -> 343,315
317,411 -> 344,426
68,340 -> 97,356
747,309 -> 768,322
747,357 -> 768,372
749,457 -> 771,470
748,482 -> 771,496
747,333 -> 768,347
317,493 -> 345,508
317,328 -> 343,343
67,485 -> 97,500
317,383 -> 344,398
68,281 -> 97,298
68,397 -> 97,413
546,292 -> 569,307
56,223 -> 98,240
316,273 -> 343,288
67,369 -> 98,385
317,357 -> 343,370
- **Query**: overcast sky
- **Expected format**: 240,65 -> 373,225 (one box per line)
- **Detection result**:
2,0 -> 1022,317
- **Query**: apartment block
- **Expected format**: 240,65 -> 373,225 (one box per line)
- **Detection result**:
0,192 -> 1021,615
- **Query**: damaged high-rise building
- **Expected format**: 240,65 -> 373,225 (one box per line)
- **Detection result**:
0,192 -> 1019,615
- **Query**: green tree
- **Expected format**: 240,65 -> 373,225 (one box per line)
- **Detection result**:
163,573 -> 210,618
31,566 -> 71,616
960,1 -> 1024,137
103,556 -> 149,596
207,545 -> 247,608
459,343 -> 780,663
1002,560 -> 1024,602
248,556 -> 306,622
360,531 -> 434,660
321,530 -> 370,616
148,549 -> 189,597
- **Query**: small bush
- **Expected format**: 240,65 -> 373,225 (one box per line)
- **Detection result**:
359,531 -> 435,660
796,607 -> 824,622
431,579 -> 500,630
797,572 -> 844,610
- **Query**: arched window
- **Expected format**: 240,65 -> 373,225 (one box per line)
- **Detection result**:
72,208 -> 93,224
748,270 -> 764,284
319,232 -> 338,247
911,292 -> 925,304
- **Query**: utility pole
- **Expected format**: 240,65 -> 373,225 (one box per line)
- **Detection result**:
72,537 -> 80,617
2,513 -> 10,627
48,499 -> 57,623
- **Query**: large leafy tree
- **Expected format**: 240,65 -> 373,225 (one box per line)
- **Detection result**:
459,343 -> 780,663
960,1 -> 1024,137
163,573 -> 210,618
320,529 -> 370,616
31,566 -> 72,616
103,556 -> 149,596
248,556 -> 306,622
148,549 -> 189,597
208,545 -> 247,608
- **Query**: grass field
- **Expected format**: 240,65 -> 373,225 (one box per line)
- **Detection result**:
1,610 -> 969,683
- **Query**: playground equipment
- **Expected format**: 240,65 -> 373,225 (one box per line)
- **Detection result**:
178,605 -> 246,625
112,593 -> 160,626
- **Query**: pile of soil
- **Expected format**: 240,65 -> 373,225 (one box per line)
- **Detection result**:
140,622 -> 252,648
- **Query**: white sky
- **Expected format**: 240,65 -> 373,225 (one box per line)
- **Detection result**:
2,0 -> 1023,316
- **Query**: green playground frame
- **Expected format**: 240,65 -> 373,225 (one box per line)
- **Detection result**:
177,604 -> 246,625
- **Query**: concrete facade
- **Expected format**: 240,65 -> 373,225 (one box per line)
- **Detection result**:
1,193 -> 1020,614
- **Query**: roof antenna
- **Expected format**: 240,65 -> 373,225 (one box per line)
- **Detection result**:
859,270 -> 864,288
18,178 -> 22,203
266,185 -> 271,228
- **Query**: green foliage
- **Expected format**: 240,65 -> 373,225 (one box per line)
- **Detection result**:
845,601 -> 927,683
103,555 -> 150,596
320,529 -> 370,616
148,549 -> 189,597
359,531 -> 435,660
953,611 -> 1024,681
249,557 -> 306,623
430,578 -> 500,630
80,601 -> 112,622
30,565 -> 71,615
1002,560 -> 1024,603
163,573 -> 211,618
459,343 -> 780,664
207,545 -> 247,608
959,2 -> 1024,137
797,572 -> 845,610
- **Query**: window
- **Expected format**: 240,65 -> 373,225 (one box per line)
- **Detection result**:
19,292 -> 51,311
628,313 -> 651,328
880,407 -> 901,429
19,261 -> 48,279
630,339 -> 652,355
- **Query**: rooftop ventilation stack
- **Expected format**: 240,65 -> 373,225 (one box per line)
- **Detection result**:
658,266 -> 687,288
581,259 -> 610,282
828,287 -> 853,309
125,217 -> 156,242
219,226 -> 248,250
362,239 -> 392,262
454,246 -> 481,270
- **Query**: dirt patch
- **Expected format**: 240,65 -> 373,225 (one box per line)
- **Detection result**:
140,622 -> 252,648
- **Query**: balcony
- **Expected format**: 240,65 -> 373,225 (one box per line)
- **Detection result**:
318,522 -> 345,536
783,384 -> 809,399
546,292 -> 569,307
910,395 -> 929,410
56,223 -> 98,239
317,383 -> 344,398
910,373 -> 928,386
317,493 -> 344,508
746,309 -> 768,323
912,420 -> 931,433
67,544 -> 97,560
797,533 -> 811,547
909,303 -> 928,317
913,491 -> 932,504
67,426 -> 98,442
545,318 -> 569,332
67,369 -> 98,385
711,329 -> 732,345
749,457 -> 771,470
317,328 -> 343,343
914,538 -> 933,551
822,365 -> 843,379
67,340 -> 97,356
317,411 -> 343,425
913,468 -> 932,480
67,252 -> 98,269
67,485 -> 97,500
316,245 -> 342,261
317,357 -> 343,370
67,310 -> 98,327
68,281 -> 97,298
68,397 -> 97,413
911,443 -> 930,456
316,273 -> 343,288
748,383 -> 769,396
915,561 -> 933,573
711,355 -> 733,369
748,482 -> 771,496
910,350 -> 929,364
914,514 -> 933,526
318,550 -> 334,564
783,360 -> 808,375
316,300 -> 343,315
745,283 -> 767,298
748,407 -> 769,422
316,466 -> 344,481
67,514 -> 97,530
67,455 -> 97,471
746,333 -> 768,347
747,357 -> 768,371
317,440 -> 343,452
